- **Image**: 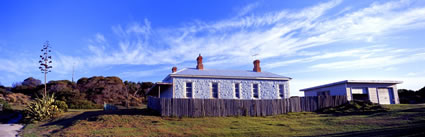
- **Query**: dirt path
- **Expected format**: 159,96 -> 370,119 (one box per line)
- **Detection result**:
0,113 -> 23,137
0,124 -> 23,137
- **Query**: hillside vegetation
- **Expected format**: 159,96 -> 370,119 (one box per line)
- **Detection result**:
1,77 -> 153,109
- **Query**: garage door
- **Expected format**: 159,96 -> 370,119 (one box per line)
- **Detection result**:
377,88 -> 392,104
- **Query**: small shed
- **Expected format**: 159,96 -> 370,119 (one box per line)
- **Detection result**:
300,80 -> 402,104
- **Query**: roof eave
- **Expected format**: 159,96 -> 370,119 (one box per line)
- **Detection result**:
147,82 -> 173,95
300,80 -> 347,92
300,80 -> 403,92
169,74 -> 291,81
346,80 -> 403,84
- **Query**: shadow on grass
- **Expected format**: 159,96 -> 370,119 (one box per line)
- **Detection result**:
42,108 -> 159,133
0,110 -> 25,124
303,121 -> 425,137
311,105 -> 425,137
395,107 -> 425,112
317,111 -> 387,117
365,106 -> 425,118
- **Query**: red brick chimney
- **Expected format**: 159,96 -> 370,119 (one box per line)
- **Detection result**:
172,66 -> 177,73
253,60 -> 261,72
196,54 -> 204,70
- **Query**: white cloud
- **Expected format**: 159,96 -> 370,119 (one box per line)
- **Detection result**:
0,58 -> 37,75
3,0 -> 422,87
119,67 -> 169,78
76,0 -> 425,71
310,51 -> 425,70
236,2 -> 260,17
264,45 -> 420,69
52,53 -> 83,75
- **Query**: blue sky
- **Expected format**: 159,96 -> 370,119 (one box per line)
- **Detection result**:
1,0 -> 425,96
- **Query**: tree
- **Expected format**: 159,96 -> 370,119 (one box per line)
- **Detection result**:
22,77 -> 42,87
38,41 -> 53,97
11,77 -> 43,97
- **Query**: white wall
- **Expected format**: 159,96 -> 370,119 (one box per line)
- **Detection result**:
303,83 -> 348,97
303,83 -> 400,104
347,83 -> 399,104
171,77 -> 289,99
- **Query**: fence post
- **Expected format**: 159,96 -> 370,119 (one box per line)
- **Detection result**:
151,95 -> 347,117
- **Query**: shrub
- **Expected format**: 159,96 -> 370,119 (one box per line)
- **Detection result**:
25,94 -> 60,122
5,93 -> 31,105
54,100 -> 68,112
0,99 -> 12,111
319,100 -> 388,114
68,99 -> 102,109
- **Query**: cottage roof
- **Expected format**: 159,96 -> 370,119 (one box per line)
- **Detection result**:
165,68 -> 291,81
300,80 -> 403,92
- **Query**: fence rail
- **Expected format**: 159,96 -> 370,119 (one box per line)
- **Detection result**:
148,96 -> 347,117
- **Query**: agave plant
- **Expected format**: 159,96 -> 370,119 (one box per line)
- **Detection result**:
25,94 -> 60,122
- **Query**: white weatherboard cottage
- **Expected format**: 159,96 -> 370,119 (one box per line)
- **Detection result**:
300,80 -> 402,104
148,55 -> 292,99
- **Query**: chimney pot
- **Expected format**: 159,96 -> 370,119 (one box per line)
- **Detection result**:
253,60 -> 261,72
196,54 -> 204,70
172,67 -> 177,73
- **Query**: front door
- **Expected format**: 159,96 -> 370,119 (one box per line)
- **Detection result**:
377,88 -> 391,104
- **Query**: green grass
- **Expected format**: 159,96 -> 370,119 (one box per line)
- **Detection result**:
20,104 -> 425,137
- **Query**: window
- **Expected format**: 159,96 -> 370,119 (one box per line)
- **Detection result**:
253,84 -> 259,99
279,84 -> 284,98
352,88 -> 368,101
186,82 -> 192,98
212,83 -> 218,98
317,91 -> 330,96
235,83 -> 240,99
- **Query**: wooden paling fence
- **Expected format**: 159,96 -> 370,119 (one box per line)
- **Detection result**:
148,96 -> 347,117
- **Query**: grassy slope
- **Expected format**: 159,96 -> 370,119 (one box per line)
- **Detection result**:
21,104 -> 425,137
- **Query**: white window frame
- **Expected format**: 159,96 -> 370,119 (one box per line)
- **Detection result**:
211,82 -> 219,99
252,83 -> 260,99
278,84 -> 285,99
234,83 -> 241,99
185,82 -> 193,98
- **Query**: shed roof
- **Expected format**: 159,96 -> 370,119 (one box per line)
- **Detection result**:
166,68 -> 291,80
300,80 -> 403,92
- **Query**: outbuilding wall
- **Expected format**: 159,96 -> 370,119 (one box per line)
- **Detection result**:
171,77 -> 289,99
347,83 -> 399,104
303,83 -> 349,99
303,83 -> 400,104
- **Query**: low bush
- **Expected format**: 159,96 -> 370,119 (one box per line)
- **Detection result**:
0,99 -> 12,111
68,99 -> 102,109
319,100 -> 388,114
25,94 -> 61,122
5,93 -> 31,105
54,100 -> 68,112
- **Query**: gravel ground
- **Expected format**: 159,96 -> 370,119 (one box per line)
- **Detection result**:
0,124 -> 23,137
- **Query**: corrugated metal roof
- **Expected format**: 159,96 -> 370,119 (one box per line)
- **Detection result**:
300,80 -> 403,91
169,68 -> 291,80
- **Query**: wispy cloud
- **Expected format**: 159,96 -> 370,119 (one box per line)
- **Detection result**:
310,52 -> 425,70
78,0 -> 425,71
4,0 -> 424,87
236,2 -> 260,17
119,67 -> 169,78
265,45 -> 425,71
0,58 -> 37,75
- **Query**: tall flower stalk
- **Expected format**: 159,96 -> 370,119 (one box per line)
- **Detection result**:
39,41 -> 53,97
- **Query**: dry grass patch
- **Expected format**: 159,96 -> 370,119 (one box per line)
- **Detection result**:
21,104 -> 425,137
